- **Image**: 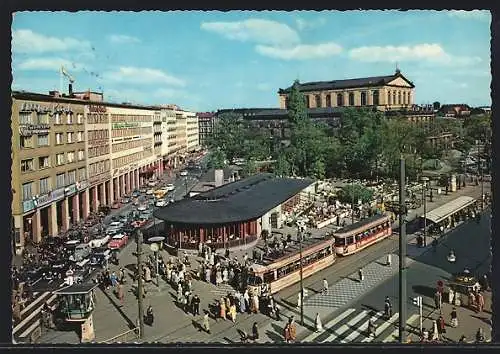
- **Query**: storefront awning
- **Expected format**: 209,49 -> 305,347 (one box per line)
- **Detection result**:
424,196 -> 476,224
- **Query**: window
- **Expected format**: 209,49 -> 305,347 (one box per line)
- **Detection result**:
77,113 -> 83,124
66,113 -> 73,124
19,112 -> 32,125
56,153 -> 65,165
398,92 -> 402,105
37,113 -> 49,124
39,177 -> 50,194
78,150 -> 85,161
387,91 -> 391,105
56,173 -> 65,188
54,113 -> 62,124
20,136 -> 33,148
349,92 -> 355,106
67,151 -> 75,163
361,91 -> 367,106
373,90 -> 380,106
326,95 -> 331,107
304,95 -> 310,108
67,132 -> 74,143
284,96 -> 289,109
67,170 -> 76,184
37,134 -> 49,146
21,159 -> 34,172
78,168 -> 86,181
22,182 -> 33,201
55,133 -> 63,145
392,91 -> 396,105
315,95 -> 321,108
38,156 -> 50,169
337,93 -> 344,106
77,131 -> 84,142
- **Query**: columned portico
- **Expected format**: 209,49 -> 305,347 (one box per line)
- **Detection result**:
72,193 -> 80,224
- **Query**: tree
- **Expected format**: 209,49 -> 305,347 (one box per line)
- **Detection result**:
337,184 -> 374,205
208,112 -> 246,163
433,101 -> 441,111
207,148 -> 226,169
273,152 -> 291,177
287,80 -> 308,125
311,159 -> 326,180
242,158 -> 258,177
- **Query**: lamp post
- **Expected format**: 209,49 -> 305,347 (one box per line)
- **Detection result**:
148,236 -> 165,289
351,178 -> 355,224
184,176 -> 188,198
297,220 -> 305,326
136,230 -> 145,338
421,177 -> 429,247
398,156 -> 407,343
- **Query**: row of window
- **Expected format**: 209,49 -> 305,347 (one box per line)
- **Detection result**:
334,222 -> 391,246
87,113 -> 109,125
111,114 -> 152,123
111,127 -> 152,138
88,129 -> 109,141
21,168 -> 86,201
112,138 -> 150,153
20,150 -> 85,173
19,111 -> 84,125
88,145 -> 110,159
112,150 -> 152,169
88,160 -> 111,177
20,131 -> 84,149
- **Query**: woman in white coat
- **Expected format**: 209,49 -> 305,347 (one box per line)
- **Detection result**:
315,313 -> 323,332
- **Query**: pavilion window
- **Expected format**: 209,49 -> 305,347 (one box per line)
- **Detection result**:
393,92 -> 396,106
325,94 -> 331,107
348,92 -> 355,106
387,91 -> 391,105
373,90 -> 380,105
315,94 -> 321,108
361,91 -> 367,106
285,96 -> 289,108
398,92 -> 402,105
337,93 -> 344,106
304,95 -> 310,108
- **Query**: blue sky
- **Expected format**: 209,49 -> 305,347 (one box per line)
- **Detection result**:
12,10 -> 491,111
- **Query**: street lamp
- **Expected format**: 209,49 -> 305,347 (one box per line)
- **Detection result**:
136,229 -> 145,338
421,177 -> 429,247
148,236 -> 165,289
184,176 -> 188,198
296,220 -> 305,326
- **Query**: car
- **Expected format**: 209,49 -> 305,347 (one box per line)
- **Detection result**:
89,248 -> 111,267
121,197 -> 131,204
180,170 -> 188,177
131,219 -> 148,228
155,199 -> 168,207
111,202 -> 121,209
108,233 -> 129,249
65,239 -> 81,250
72,243 -> 92,262
65,259 -> 93,285
137,204 -> 148,211
89,234 -> 111,248
165,184 -> 175,191
146,189 -> 154,195
131,190 -> 141,198
139,187 -> 147,193
147,180 -> 158,187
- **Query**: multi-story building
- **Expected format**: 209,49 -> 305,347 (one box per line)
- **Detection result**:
185,111 -> 200,152
159,107 -> 178,170
11,92 -> 89,253
197,112 -> 216,147
174,109 -> 187,160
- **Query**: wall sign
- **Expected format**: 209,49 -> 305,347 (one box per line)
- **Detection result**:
20,102 -> 74,115
76,180 -> 89,191
23,200 -> 36,213
65,184 -> 78,196
88,105 -> 107,113
34,187 -> 66,208
89,172 -> 111,186
19,124 -> 50,136
112,122 -> 139,129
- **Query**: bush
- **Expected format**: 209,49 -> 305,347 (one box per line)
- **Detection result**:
337,184 -> 374,205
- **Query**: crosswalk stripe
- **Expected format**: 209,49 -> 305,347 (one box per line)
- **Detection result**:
324,310 -> 369,342
303,308 -> 356,342
361,312 -> 399,343
341,311 -> 384,343
381,314 -> 420,343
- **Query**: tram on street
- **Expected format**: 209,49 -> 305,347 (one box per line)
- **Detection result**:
333,214 -> 392,256
247,236 -> 336,295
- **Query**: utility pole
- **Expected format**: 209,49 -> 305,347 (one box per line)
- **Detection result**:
351,178 -> 355,224
398,157 -> 407,343
421,177 -> 429,247
298,222 -> 305,326
136,230 -> 145,339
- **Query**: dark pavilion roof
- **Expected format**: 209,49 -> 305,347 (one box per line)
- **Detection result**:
216,107 -> 345,120
153,173 -> 314,225
278,72 -> 415,94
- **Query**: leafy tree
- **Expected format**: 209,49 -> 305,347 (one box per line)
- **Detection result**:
208,112 -> 246,163
337,184 -> 374,205
311,159 -> 326,180
433,101 -> 441,111
273,153 -> 291,177
242,158 -> 258,177
287,80 -> 308,125
207,148 -> 227,169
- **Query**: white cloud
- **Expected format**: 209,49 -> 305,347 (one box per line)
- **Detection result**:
103,66 -> 185,86
16,57 -> 88,72
12,29 -> 91,54
348,43 -> 482,66
107,34 -> 140,44
256,42 -> 342,60
448,10 -> 490,22
295,17 -> 327,31
201,19 -> 300,46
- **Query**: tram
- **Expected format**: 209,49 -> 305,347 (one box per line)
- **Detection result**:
247,236 -> 336,295
333,214 -> 392,256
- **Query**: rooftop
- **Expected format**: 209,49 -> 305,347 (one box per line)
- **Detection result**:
278,72 -> 415,94
153,173 -> 314,225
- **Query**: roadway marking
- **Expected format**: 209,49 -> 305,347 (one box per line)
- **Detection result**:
324,310 -> 369,342
340,311 -> 384,343
361,312 -> 399,342
382,314 -> 420,343
303,308 -> 356,342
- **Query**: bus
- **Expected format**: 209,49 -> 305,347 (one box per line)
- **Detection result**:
247,236 -> 336,295
333,214 -> 392,256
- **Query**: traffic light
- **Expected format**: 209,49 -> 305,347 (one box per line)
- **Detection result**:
412,296 -> 422,306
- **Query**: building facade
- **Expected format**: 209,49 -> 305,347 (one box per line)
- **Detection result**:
185,111 -> 200,152
196,112 -> 216,147
12,93 -> 89,253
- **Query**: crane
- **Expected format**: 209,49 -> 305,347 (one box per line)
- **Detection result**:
60,65 -> 75,95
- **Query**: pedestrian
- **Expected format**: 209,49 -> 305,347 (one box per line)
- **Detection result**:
192,294 -> 200,316
437,315 -> 446,340
386,254 -> 392,266
367,318 -> 376,338
322,278 -> 329,295
275,302 -> 281,321
117,283 -> 124,305
284,323 -> 291,343
450,307 -> 458,328
476,328 -> 485,343
202,312 -> 210,334
477,292 -> 485,313
431,320 -> 439,341
252,294 -> 259,314
288,318 -> 297,342
146,305 -> 154,326
434,291 -> 442,310
459,334 -> 467,343
297,292 -> 302,309
315,313 -> 323,332
252,322 -> 259,342
229,303 -> 237,323
467,290 -> 475,310
448,288 -> 455,304
358,268 -> 364,282
219,298 -> 226,320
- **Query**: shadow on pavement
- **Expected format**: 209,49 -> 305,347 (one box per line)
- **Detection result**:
361,304 -> 379,315
99,287 -> 137,330
412,284 -> 438,299
470,315 -> 491,326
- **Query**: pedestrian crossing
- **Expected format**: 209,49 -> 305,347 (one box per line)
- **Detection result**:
302,307 -> 420,343
209,283 -> 236,298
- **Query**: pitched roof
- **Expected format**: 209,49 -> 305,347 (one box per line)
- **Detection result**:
278,72 -> 415,94
153,173 -> 314,225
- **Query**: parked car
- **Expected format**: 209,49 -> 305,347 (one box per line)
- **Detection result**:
121,197 -> 131,204
137,204 -> 148,211
147,180 -> 158,187
108,233 -> 129,250
165,184 -> 175,191
180,170 -> 188,177
89,247 -> 111,267
155,199 -> 167,207
131,190 -> 141,198
71,243 -> 92,262
89,234 -> 111,248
